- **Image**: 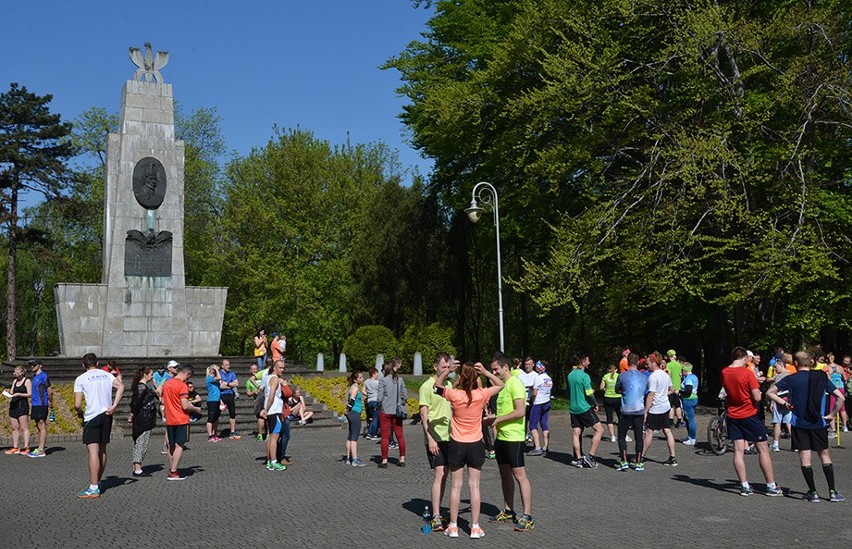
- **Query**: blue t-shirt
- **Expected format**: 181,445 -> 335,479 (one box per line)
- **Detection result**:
682,373 -> 699,401
206,375 -> 221,402
616,370 -> 648,414
830,371 -> 844,390
31,371 -> 51,406
219,370 -> 236,396
153,371 -> 171,387
351,391 -> 363,414
775,371 -> 835,429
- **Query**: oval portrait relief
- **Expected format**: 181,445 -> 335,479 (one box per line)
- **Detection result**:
132,157 -> 167,209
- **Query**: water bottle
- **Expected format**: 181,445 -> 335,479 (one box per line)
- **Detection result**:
48,409 -> 56,422
421,505 -> 431,534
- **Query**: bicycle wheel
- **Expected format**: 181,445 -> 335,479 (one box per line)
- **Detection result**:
707,416 -> 728,455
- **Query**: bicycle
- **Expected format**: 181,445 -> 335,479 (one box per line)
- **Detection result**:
707,401 -> 729,455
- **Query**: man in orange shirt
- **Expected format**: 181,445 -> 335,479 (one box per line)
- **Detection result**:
162,363 -> 202,481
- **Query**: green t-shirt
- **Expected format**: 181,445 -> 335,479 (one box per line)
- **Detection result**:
246,377 -> 260,393
496,375 -> 526,442
568,368 -> 593,414
667,360 -> 682,391
602,372 -> 619,398
419,377 -> 452,443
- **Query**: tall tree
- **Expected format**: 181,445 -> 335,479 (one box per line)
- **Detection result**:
0,83 -> 75,359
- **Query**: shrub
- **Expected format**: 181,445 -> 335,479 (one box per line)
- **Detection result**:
401,323 -> 457,370
342,325 -> 402,371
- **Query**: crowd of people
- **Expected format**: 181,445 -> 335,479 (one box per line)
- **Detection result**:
3,341 -> 850,527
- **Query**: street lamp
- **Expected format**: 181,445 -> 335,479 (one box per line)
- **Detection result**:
465,181 -> 505,352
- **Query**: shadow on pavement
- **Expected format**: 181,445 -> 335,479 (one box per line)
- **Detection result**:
100,475 -> 137,493
670,474 -> 740,495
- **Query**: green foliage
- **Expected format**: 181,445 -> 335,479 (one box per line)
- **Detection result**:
342,325 -> 402,371
401,322 -> 457,366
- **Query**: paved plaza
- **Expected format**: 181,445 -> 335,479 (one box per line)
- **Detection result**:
2,413 -> 851,547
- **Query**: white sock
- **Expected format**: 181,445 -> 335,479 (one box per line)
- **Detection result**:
767,482 -> 777,489
471,523 -> 480,529
89,484 -> 98,491
741,482 -> 750,489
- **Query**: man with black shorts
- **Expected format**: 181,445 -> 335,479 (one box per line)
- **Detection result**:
665,350 -> 684,428
74,353 -> 124,498
28,359 -> 53,458
419,352 -> 453,532
643,355 -> 678,467
219,359 -> 240,439
162,364 -> 201,480
768,351 -> 845,502
487,352 -> 534,532
567,353 -> 603,468
721,346 -> 782,497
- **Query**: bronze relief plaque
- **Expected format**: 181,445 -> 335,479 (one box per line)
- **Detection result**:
132,157 -> 167,209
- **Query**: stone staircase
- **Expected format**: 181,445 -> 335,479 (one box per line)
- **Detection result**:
1,356 -> 342,434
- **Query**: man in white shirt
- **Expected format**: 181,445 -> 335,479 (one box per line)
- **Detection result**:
74,353 -> 124,499
643,355 -> 677,467
529,361 -> 553,456
517,357 -> 538,442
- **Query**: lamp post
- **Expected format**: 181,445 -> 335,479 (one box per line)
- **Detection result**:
464,181 -> 504,352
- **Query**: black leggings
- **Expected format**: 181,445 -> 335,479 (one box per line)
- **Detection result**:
617,414 -> 644,459
604,397 -> 621,425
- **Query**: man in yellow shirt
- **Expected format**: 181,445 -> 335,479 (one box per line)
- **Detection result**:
419,352 -> 453,532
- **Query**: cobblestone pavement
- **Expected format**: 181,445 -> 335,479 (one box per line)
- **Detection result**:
1,414 -> 850,547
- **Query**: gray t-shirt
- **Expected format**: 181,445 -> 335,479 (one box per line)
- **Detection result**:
364,378 -> 380,403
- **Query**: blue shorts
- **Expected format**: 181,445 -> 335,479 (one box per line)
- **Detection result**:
771,406 -> 792,425
727,415 -> 768,443
529,402 -> 551,431
269,414 -> 283,435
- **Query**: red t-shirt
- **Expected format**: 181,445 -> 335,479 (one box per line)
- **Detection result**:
163,378 -> 190,426
721,366 -> 759,420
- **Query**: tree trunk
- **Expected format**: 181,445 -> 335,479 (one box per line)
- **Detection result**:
5,175 -> 18,360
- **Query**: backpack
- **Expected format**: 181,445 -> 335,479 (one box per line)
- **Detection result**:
254,383 -> 266,416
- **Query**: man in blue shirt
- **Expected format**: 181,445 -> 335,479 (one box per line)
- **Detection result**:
615,353 -> 648,470
768,351 -> 846,503
27,359 -> 53,458
219,359 -> 240,439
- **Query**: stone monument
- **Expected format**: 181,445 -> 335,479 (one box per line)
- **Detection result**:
54,43 -> 227,357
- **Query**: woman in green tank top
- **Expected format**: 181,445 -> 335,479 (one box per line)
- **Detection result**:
599,364 -> 622,442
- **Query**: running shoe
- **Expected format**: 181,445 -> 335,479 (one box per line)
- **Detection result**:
431,515 -> 446,532
167,470 -> 186,480
542,447 -> 548,457
229,432 -> 241,440
19,448 -> 30,455
682,438 -> 696,446
489,510 -> 517,524
664,456 -> 678,467
765,485 -> 783,497
615,461 -> 629,471
256,434 -> 264,441
4,447 -> 20,455
740,486 -> 753,497
469,526 -> 485,539
486,450 -> 496,459
389,442 -> 399,450
633,461 -> 645,471
529,448 -> 543,456
207,436 -> 222,443
514,515 -> 535,532
132,470 -> 144,477
829,490 -> 845,502
770,442 -> 780,452
444,525 -> 459,538
625,435 -> 632,442
610,436 -> 617,443
744,444 -> 757,454
802,491 -> 820,503
268,462 -> 287,471
582,454 -> 599,469
350,458 -> 367,467
828,430 -> 837,439
570,458 -> 584,468
77,487 -> 100,498
26,449 -> 46,458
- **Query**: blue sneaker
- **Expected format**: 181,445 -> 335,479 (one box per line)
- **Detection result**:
77,487 -> 100,499
633,461 -> 645,471
615,461 -> 629,471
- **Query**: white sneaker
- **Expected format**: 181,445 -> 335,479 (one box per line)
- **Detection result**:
610,436 -> 617,443
682,438 -> 696,446
770,442 -> 780,452
626,435 -> 632,442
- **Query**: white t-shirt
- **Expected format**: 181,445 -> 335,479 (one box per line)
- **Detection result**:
518,370 -> 538,402
74,369 -> 116,421
647,369 -> 672,414
532,373 -> 553,405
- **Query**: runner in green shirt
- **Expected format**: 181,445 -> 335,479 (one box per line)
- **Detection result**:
418,352 -> 453,532
486,352 -> 535,532
567,354 -> 604,468
666,350 -> 684,428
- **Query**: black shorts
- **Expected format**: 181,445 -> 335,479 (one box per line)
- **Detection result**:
220,394 -> 236,419
448,439 -> 486,469
645,412 -> 671,431
207,400 -> 221,423
791,426 -> 829,452
82,412 -> 113,445
31,405 -> 49,422
9,402 -> 29,419
571,409 -> 600,429
727,415 -> 767,443
166,424 -> 190,446
426,440 -> 450,469
668,393 -> 682,409
494,439 -> 525,468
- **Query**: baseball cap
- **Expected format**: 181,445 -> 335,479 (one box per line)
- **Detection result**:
534,361 -> 546,373
28,358 -> 44,366
166,360 -> 179,369
667,349 -> 677,358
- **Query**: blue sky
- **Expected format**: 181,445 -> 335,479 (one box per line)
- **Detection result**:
2,1 -> 434,200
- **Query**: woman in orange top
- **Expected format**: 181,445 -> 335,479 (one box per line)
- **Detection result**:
435,361 -> 503,539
